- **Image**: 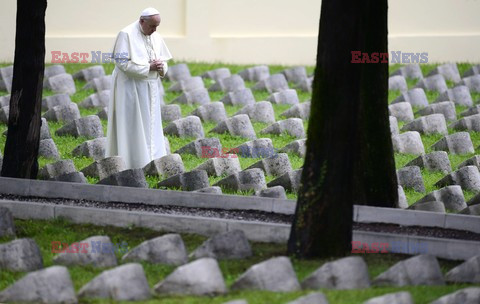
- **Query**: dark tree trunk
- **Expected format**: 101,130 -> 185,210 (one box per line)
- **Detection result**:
287,0 -> 397,258
1,0 -> 47,178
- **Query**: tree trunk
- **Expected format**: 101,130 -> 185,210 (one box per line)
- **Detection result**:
1,0 -> 47,178
287,0 -> 397,258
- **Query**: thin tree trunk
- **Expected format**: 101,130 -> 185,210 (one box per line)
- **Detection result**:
287,0 -> 397,258
1,0 -> 47,178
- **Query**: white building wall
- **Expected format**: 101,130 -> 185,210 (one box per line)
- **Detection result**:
0,0 -> 479,65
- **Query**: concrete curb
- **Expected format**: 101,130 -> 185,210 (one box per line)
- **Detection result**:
1,199 -> 479,260
355,205 -> 480,234
0,176 -> 296,215
0,200 -> 290,244
353,230 -> 480,261
1,176 -> 479,234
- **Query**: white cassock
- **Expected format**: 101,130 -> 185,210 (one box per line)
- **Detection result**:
106,20 -> 172,169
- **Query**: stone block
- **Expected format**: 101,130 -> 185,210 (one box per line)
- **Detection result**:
43,103 -> 81,123
0,266 -> 77,304
172,88 -> 211,105
302,256 -> 370,290
392,88 -> 429,108
231,256 -> 300,292
97,168 -> 148,188
209,75 -> 246,92
122,234 -> 188,266
255,186 -> 287,199
190,102 -> 228,123
267,89 -> 299,105
83,75 -> 112,92
373,255 -> 445,287
210,114 -> 257,139
220,88 -> 256,106
161,104 -> 182,122
175,137 -> 222,157
405,151 -> 451,173
73,65 -> 106,81
194,157 -> 241,177
397,166 -> 425,192
202,68 -> 231,81
72,137 -> 107,160
427,63 -> 461,83
166,63 -> 191,82
38,138 -> 60,160
78,263 -> 150,301
41,93 -> 72,111
267,169 -> 302,192
282,66 -> 308,84
214,168 -> 266,191
389,102 -> 414,122
281,102 -> 311,120
38,159 -> 76,179
435,166 -> 480,192
401,113 -> 448,135
81,156 -> 127,179
190,230 -> 252,260
238,65 -> 270,82
234,138 -> 275,158
0,238 -> 43,272
260,118 -> 305,138
279,139 -> 306,158
44,65 -> 66,78
431,132 -> 475,154
158,170 -> 210,191
391,64 -> 423,79
253,74 -> 289,93
389,75 -> 408,92
246,153 -> 292,176
44,73 -> 76,95
450,114 -> 480,132
460,75 -> 480,92
53,235 -> 118,268
415,74 -> 448,92
234,101 -> 276,123
79,90 -> 110,108
435,85 -> 472,107
143,154 -> 185,178
164,116 -> 205,139
55,115 -> 104,138
417,101 -> 457,121
408,201 -> 446,213
154,258 -> 226,296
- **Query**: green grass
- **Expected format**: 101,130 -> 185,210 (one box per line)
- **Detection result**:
0,218 -> 474,304
1,62 -> 480,205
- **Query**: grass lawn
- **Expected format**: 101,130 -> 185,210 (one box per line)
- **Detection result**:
0,218 -> 475,304
1,61 -> 480,204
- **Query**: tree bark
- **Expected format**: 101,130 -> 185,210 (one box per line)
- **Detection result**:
287,0 -> 397,258
1,0 -> 47,178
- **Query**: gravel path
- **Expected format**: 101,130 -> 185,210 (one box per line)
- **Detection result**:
2,193 -> 480,241
0,194 -> 293,224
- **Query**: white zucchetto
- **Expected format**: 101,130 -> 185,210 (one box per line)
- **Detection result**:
141,7 -> 160,17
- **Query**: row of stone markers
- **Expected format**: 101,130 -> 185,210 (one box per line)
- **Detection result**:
1,208 -> 478,303
389,62 -> 480,92
36,149 -> 302,197
2,62 -> 480,207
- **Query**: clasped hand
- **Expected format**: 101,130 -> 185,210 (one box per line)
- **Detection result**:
149,60 -> 164,75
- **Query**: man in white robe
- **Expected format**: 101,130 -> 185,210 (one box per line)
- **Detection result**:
106,8 -> 172,169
